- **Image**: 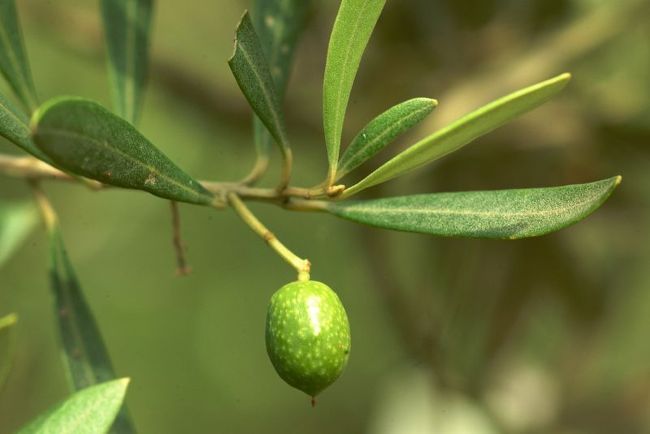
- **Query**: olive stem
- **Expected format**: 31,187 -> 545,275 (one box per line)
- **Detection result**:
226,192 -> 311,280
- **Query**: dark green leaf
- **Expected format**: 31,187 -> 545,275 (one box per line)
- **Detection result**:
229,11 -> 289,155
337,97 -> 437,179
327,177 -> 620,239
16,378 -> 130,434
0,91 -> 51,161
100,0 -> 154,124
0,0 -> 38,111
342,73 -> 572,197
31,97 -> 215,206
0,200 -> 37,267
323,0 -> 386,181
250,0 -> 313,175
0,313 -> 17,390
48,225 -> 136,433
253,0 -> 312,99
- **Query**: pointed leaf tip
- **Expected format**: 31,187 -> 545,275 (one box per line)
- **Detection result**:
329,177 -> 619,239
229,10 -> 290,155
341,73 -> 573,197
31,97 -> 215,205
337,97 -> 438,179
323,0 -> 387,180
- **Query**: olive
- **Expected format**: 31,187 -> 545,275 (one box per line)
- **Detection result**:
265,280 -> 351,399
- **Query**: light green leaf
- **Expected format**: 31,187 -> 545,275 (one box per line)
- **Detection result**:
337,97 -> 437,180
47,225 -> 136,433
100,0 -> 154,125
327,177 -> 620,239
16,378 -> 130,434
323,0 -> 386,181
342,73 -> 572,198
0,91 -> 51,161
31,97 -> 215,206
250,0 -> 313,176
0,313 -> 18,390
0,200 -> 37,268
229,11 -> 289,155
0,0 -> 38,111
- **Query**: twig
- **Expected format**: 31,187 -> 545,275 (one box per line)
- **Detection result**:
169,201 -> 191,276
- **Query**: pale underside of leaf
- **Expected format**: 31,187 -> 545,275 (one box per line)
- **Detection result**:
323,0 -> 386,180
341,73 -> 572,197
0,200 -> 37,267
328,176 -> 620,239
48,227 -> 136,433
17,378 -> 130,434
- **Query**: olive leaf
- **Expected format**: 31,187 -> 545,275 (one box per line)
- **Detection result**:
341,73 -> 572,198
327,177 -> 621,239
47,221 -> 136,433
100,0 -> 154,124
337,97 -> 438,180
250,0 -> 313,176
229,11 -> 290,156
16,378 -> 130,434
323,0 -> 386,181
31,97 -> 216,206
0,91 -> 51,161
0,313 -> 18,390
0,200 -> 37,268
0,0 -> 38,111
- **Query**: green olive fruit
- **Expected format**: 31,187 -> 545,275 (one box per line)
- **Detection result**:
265,280 -> 351,398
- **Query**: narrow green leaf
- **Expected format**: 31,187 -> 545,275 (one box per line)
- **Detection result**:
253,0 -> 312,99
0,91 -> 51,161
0,0 -> 38,111
251,0 -> 313,170
327,177 -> 620,239
337,97 -> 437,179
229,11 -> 289,154
342,73 -> 572,197
16,378 -> 130,434
31,97 -> 215,206
48,226 -> 136,433
0,313 -> 18,390
323,0 -> 386,180
100,0 -> 154,124
0,200 -> 37,268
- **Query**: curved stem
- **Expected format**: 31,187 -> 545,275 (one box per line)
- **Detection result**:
226,192 -> 311,280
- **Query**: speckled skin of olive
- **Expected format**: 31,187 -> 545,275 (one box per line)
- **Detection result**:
265,280 -> 351,397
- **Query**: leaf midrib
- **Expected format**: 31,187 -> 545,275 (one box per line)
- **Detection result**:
236,39 -> 287,148
36,126 -> 207,200
334,187 -> 609,220
329,0 -> 375,163
339,103 -> 432,173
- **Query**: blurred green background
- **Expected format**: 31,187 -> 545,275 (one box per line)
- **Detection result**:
1,0 -> 649,432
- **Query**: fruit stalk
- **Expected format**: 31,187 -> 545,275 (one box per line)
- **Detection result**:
227,192 -> 310,280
